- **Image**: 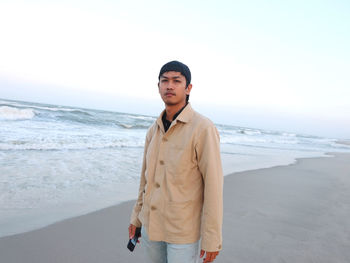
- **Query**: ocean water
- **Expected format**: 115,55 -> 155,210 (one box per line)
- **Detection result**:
1,98 -> 350,237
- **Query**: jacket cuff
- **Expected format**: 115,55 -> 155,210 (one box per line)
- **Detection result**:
130,214 -> 142,227
201,240 -> 222,252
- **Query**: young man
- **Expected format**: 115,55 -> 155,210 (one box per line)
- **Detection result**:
129,61 -> 223,263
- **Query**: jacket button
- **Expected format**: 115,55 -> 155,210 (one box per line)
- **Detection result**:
151,206 -> 156,210
162,137 -> 168,142
159,160 -> 164,165
155,182 -> 160,188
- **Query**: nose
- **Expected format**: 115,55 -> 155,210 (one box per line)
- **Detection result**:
166,82 -> 175,90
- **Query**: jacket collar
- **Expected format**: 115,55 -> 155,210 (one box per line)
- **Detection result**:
176,103 -> 194,123
156,103 -> 194,130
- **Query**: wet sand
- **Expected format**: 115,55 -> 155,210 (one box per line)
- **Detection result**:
1,153 -> 350,263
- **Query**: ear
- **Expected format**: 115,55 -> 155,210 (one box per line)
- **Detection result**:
185,83 -> 192,95
158,82 -> 160,92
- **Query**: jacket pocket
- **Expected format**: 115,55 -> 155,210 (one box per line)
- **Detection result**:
165,200 -> 193,235
166,145 -> 194,183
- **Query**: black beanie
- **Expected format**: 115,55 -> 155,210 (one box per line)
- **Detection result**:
158,61 -> 191,85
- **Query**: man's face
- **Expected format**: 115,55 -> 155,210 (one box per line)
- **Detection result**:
158,71 -> 192,106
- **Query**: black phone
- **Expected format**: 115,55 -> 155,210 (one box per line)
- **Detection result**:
127,227 -> 141,252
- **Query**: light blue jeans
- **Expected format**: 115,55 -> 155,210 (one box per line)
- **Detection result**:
141,227 -> 200,263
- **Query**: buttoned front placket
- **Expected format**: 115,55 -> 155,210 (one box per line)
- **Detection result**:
148,119 -> 179,240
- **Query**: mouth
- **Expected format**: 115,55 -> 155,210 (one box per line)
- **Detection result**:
165,92 -> 175,97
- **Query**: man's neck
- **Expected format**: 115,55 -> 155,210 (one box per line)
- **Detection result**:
165,101 -> 187,121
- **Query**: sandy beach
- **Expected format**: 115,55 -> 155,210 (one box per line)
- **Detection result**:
1,152 -> 350,263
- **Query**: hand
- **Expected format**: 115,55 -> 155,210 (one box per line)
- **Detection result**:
200,250 -> 219,263
128,224 -> 141,242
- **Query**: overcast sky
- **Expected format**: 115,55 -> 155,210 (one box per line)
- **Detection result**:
0,0 -> 349,138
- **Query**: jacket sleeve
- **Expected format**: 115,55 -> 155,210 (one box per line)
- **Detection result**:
130,131 -> 150,227
196,124 -> 223,252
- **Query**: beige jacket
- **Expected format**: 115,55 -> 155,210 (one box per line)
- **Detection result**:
130,103 -> 223,252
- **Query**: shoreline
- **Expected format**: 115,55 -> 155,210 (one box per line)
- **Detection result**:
0,150 -> 335,239
1,152 -> 350,262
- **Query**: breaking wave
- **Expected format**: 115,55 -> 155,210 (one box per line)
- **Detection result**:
0,106 -> 35,120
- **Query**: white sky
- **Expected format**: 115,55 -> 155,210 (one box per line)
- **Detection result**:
0,0 -> 349,138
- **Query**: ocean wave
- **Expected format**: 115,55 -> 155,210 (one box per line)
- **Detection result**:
55,110 -> 92,118
38,107 -> 92,116
235,129 -> 262,135
335,140 -> 350,146
0,101 -> 90,115
282,132 -> 297,137
118,123 -> 151,129
0,106 -> 35,120
126,115 -> 156,121
220,135 -> 300,145
119,124 -> 133,129
220,136 -> 267,144
0,100 -> 152,128
0,140 -> 144,151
